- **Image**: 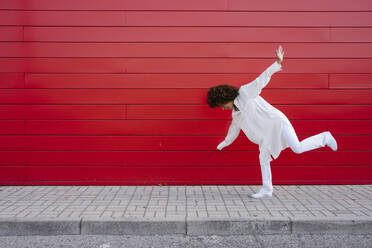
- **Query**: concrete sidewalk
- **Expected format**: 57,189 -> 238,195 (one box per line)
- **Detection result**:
0,185 -> 371,236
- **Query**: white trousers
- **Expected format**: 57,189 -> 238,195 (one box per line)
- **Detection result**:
259,122 -> 331,193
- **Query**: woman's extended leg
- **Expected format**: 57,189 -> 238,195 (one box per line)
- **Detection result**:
281,122 -> 337,154
251,152 -> 273,198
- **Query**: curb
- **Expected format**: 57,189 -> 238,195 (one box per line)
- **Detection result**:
82,216 -> 186,235
0,217 -> 80,236
291,216 -> 372,234
0,216 -> 372,236
187,217 -> 291,235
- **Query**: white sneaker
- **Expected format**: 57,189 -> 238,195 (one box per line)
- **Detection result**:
250,188 -> 273,198
251,191 -> 272,198
325,131 -> 338,151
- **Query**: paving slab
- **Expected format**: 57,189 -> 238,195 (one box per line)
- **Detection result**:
0,185 -> 371,236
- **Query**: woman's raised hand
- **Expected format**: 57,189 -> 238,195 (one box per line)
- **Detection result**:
276,45 -> 284,64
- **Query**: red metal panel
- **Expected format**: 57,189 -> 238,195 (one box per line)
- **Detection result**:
261,90 -> 372,105
0,0 -> 126,11
1,89 -> 372,105
2,11 -> 372,27
0,166 -> 371,185
0,0 -> 371,185
4,43 -> 372,58
0,121 -> 24,134
3,58 -> 372,73
0,0 -> 227,11
330,74 -> 372,88
0,151 -> 369,166
24,27 -> 333,42
0,135 -> 371,151
1,0 -> 370,11
228,0 -> 372,11
328,120 -> 372,135
0,10 -> 126,26
0,73 -> 24,88
127,105 -> 372,120
126,12 -> 372,27
0,27 -> 23,41
123,59 -> 372,73
278,105 -> 372,120
331,28 -> 372,42
24,120 -> 328,135
25,73 -> 329,89
22,27 -> 372,43
0,105 -> 125,120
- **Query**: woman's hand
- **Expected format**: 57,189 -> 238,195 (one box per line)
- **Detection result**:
217,141 -> 226,151
276,45 -> 284,64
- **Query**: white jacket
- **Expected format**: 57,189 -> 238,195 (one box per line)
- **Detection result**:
218,61 -> 292,162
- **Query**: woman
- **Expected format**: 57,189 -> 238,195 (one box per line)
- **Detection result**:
206,45 -> 337,198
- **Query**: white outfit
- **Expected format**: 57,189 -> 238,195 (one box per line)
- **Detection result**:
217,61 -> 337,197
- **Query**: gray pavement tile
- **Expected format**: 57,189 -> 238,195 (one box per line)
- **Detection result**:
0,185 -> 371,236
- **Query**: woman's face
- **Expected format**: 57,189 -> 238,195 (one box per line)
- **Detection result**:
219,101 -> 234,110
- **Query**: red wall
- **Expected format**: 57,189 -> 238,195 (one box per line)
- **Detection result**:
1,0 -> 372,185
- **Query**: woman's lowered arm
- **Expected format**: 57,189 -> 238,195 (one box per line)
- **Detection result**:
217,117 -> 241,151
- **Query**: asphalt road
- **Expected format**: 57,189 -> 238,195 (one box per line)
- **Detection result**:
0,234 -> 371,248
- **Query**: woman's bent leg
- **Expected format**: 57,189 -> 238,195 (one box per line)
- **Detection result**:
281,122 -> 337,154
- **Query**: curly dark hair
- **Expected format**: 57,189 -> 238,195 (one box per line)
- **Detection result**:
207,84 -> 239,108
